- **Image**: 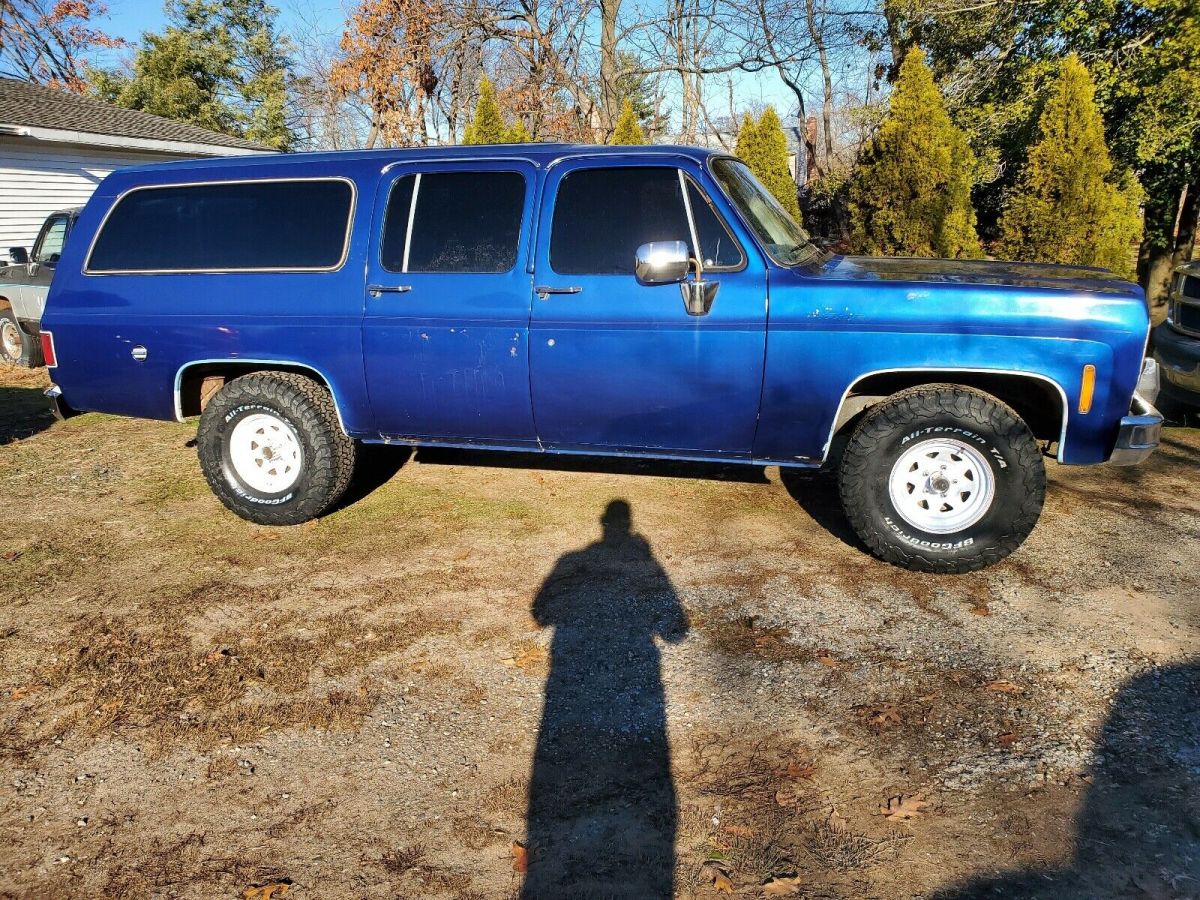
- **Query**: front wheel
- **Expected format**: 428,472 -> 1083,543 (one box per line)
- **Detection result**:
837,385 -> 1046,573
197,372 -> 356,525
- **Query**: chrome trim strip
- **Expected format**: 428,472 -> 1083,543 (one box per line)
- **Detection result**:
173,358 -> 351,435
402,172 -> 421,273
379,155 -> 541,175
83,176 -> 358,275
678,168 -> 702,263
821,367 -> 1071,463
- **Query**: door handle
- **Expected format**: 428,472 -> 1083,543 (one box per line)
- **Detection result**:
535,285 -> 582,298
368,284 -> 412,297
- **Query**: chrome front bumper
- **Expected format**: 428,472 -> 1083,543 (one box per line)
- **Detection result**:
1109,393 -> 1163,465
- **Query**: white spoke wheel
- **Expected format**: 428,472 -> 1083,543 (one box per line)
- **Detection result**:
837,385 -> 1046,574
197,372 -> 357,526
887,438 -> 995,534
1,318 -> 23,363
227,412 -> 303,495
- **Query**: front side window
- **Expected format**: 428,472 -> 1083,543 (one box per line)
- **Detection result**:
550,167 -> 742,275
710,158 -> 821,267
87,179 -> 354,273
380,171 -> 526,274
34,217 -> 69,265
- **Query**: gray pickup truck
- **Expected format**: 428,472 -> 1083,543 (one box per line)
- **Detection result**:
1154,260 -> 1200,409
0,208 -> 80,366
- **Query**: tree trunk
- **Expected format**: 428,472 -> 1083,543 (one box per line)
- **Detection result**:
803,0 -> 835,172
599,0 -> 622,135
1139,180 -> 1199,308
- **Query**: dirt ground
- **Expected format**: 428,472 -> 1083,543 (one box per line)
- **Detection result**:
1,363 -> 1198,900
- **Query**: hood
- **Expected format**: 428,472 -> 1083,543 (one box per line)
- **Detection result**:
818,255 -> 1143,298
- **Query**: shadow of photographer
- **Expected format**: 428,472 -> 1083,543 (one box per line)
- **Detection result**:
522,499 -> 688,899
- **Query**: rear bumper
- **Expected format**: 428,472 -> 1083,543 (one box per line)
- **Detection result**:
44,384 -> 79,420
1108,393 -> 1163,466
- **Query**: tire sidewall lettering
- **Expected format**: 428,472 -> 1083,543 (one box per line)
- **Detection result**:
217,402 -> 306,506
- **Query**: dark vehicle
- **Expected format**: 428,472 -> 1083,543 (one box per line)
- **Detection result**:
0,208 -> 80,366
1153,261 -> 1200,409
41,145 -> 1162,573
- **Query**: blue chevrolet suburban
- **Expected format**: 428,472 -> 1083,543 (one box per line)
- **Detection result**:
40,144 -> 1162,572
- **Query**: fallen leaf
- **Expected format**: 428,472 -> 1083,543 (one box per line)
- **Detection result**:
506,645 -> 547,674
816,648 -> 839,668
302,518 -> 319,531
775,783 -> 804,807
998,731 -> 1019,747
983,680 -> 1023,694
762,874 -> 803,895
826,807 -> 849,833
702,862 -> 734,893
453,549 -> 470,561
879,793 -> 928,821
1,550 -> 22,561
511,840 -> 528,873
970,603 -> 991,616
8,685 -> 39,701
722,823 -> 755,838
859,703 -> 903,728
241,884 -> 289,900
782,761 -> 817,780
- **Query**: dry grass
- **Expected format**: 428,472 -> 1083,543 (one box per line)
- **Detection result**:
4,605 -> 457,755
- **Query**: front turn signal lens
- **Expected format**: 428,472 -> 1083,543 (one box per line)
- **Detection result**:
1078,364 -> 1096,414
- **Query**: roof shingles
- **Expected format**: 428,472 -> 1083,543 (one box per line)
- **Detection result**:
0,77 -> 272,152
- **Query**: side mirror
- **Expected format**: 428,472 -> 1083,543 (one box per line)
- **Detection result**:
8,247 -> 28,265
635,241 -> 690,284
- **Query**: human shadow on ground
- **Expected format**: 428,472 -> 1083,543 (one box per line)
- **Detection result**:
522,500 -> 688,899
935,661 -> 1200,899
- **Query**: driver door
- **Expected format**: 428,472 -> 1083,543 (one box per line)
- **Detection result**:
529,159 -> 768,457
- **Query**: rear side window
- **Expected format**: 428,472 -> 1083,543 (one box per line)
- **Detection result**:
380,171 -> 526,273
550,167 -> 742,275
87,179 -> 354,272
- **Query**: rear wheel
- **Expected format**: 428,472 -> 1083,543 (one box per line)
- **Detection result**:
837,384 -> 1045,573
197,372 -> 356,525
0,309 -> 40,367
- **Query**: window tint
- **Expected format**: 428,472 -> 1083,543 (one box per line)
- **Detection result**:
551,168 -> 691,275
551,167 -> 742,275
34,217 -> 69,265
88,180 -> 353,272
381,172 -> 525,273
686,179 -> 743,269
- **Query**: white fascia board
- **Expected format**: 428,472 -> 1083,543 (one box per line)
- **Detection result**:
0,123 -> 273,156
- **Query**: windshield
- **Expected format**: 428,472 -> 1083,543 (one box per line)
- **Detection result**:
710,158 -> 822,267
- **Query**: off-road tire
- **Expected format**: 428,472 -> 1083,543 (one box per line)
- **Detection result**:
837,384 -> 1045,573
197,372 -> 356,525
0,309 -> 41,367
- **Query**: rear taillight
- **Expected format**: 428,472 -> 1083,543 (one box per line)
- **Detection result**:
40,330 -> 57,368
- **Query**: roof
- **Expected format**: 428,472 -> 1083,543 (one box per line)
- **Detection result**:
115,142 -> 726,176
0,77 -> 272,152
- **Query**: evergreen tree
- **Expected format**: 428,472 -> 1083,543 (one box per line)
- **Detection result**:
504,118 -> 532,143
610,99 -> 646,144
734,113 -> 760,165
461,76 -> 507,144
90,0 -> 294,149
998,57 -> 1143,278
848,49 -> 981,258
736,108 -> 801,222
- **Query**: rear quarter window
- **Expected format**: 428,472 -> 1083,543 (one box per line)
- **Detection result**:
86,179 -> 354,273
